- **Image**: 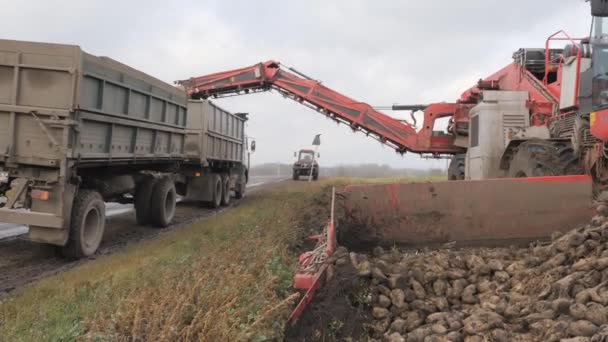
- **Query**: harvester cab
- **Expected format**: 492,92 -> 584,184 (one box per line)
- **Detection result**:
590,0 -> 608,140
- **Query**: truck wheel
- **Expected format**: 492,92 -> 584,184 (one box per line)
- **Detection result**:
221,174 -> 230,206
209,174 -> 222,208
62,190 -> 105,259
507,139 -> 580,178
149,177 -> 176,227
313,172 -> 319,181
292,171 -> 299,181
448,154 -> 465,180
234,178 -> 246,199
134,177 -> 157,225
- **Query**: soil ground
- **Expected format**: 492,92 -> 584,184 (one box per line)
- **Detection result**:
285,262 -> 372,341
0,200 -> 233,297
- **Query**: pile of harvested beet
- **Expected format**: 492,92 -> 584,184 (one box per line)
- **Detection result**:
341,201 -> 608,341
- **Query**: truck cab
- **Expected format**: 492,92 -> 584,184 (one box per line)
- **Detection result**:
292,149 -> 319,181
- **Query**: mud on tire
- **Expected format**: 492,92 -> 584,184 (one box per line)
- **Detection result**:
209,174 -> 222,209
134,176 -> 157,225
448,154 -> 465,180
234,175 -> 246,199
507,139 -> 580,178
62,190 -> 105,259
220,174 -> 230,206
149,177 -> 177,228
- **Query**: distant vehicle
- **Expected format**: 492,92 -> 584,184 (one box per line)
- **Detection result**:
292,149 -> 319,181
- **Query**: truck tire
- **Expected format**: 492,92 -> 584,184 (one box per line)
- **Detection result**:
313,171 -> 319,181
149,177 -> 176,228
507,139 -> 580,178
221,174 -> 230,206
292,171 -> 299,181
134,177 -> 157,225
448,154 -> 465,180
235,179 -> 246,199
209,174 -> 222,208
62,190 -> 105,259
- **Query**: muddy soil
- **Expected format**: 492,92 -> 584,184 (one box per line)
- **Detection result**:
285,261 -> 372,341
0,180 -> 285,297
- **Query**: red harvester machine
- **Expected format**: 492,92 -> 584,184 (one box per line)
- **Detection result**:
177,0 -> 608,322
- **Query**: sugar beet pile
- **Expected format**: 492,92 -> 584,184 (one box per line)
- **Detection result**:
328,201 -> 608,341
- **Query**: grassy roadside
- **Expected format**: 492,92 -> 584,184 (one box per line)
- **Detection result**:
0,180 -> 337,342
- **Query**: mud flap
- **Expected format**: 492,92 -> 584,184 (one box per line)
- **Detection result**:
340,176 -> 594,249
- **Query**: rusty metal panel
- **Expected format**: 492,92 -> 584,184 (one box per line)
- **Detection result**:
340,176 -> 594,249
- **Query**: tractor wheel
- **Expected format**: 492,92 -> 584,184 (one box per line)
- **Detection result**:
220,174 -> 231,206
448,154 -> 466,180
507,139 -> 580,178
209,174 -> 223,208
149,177 -> 177,228
134,176 -> 157,225
62,190 -> 105,259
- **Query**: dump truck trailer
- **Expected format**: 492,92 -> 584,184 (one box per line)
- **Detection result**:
0,39 -> 250,258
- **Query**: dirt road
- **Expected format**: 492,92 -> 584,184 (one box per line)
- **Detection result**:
0,175 -> 287,296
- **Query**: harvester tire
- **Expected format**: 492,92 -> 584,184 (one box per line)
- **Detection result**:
149,177 -> 177,228
62,190 -> 105,259
507,139 -> 580,178
220,174 -> 230,206
134,176 -> 157,225
448,154 -> 466,180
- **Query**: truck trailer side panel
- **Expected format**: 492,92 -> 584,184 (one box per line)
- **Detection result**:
185,100 -> 245,164
0,39 -> 188,171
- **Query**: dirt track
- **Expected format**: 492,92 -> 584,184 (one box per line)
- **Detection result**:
0,178 -> 287,297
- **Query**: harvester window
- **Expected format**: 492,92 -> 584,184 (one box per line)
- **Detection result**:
470,115 -> 479,147
593,45 -> 608,109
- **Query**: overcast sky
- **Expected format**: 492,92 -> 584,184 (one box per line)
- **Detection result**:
2,0 -> 591,168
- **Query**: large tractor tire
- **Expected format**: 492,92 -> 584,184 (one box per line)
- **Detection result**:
448,154 -> 466,180
134,176 -> 157,225
62,190 -> 106,259
507,139 -> 580,178
220,174 -> 231,206
209,174 -> 223,208
149,177 -> 177,228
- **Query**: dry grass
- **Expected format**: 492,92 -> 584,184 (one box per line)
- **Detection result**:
0,180 -> 336,342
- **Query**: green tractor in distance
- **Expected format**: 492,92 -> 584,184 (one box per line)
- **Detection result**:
292,149 -> 319,181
